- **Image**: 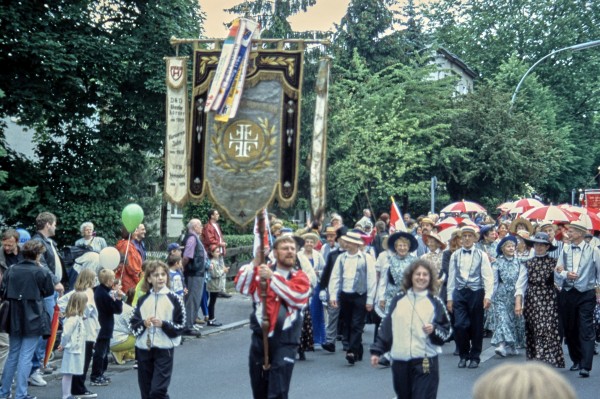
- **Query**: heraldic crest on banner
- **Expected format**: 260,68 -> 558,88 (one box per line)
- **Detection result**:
189,47 -> 304,226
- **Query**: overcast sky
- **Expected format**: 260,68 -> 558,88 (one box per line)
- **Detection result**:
201,0 -> 351,38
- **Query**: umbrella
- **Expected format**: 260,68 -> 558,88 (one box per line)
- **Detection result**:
496,201 -> 514,211
436,217 -> 464,231
44,303 -> 60,367
441,200 -> 486,214
437,219 -> 479,243
576,213 -> 600,230
511,198 -> 544,212
520,205 -> 577,223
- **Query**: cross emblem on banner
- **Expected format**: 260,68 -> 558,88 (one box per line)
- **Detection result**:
228,124 -> 259,158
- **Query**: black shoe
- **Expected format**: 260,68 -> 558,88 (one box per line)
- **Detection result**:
579,369 -> 590,378
458,359 -> 467,368
570,363 -> 580,371
468,360 -> 480,369
207,320 -> 223,327
183,329 -> 202,337
378,356 -> 390,367
321,343 -> 335,353
298,351 -> 306,361
345,352 -> 355,365
218,292 -> 232,298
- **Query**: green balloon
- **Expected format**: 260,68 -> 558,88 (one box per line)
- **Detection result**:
122,204 -> 144,233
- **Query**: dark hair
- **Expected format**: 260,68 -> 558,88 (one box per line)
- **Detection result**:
22,240 -> 46,260
35,212 -> 56,231
401,259 -> 438,295
167,254 -> 181,267
1,229 -> 19,242
208,209 -> 218,220
120,226 -> 130,239
142,260 -> 170,292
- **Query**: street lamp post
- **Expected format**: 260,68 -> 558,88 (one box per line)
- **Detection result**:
430,176 -> 437,214
510,39 -> 600,111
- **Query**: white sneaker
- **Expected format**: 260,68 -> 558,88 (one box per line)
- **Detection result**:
494,344 -> 507,357
28,368 -> 47,387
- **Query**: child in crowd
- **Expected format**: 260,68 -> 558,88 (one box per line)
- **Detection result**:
167,254 -> 186,298
91,269 -> 124,386
58,292 -> 88,399
206,245 -> 229,327
57,269 -> 100,398
130,260 -> 185,399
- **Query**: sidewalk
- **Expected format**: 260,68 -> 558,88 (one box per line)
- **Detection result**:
29,291 -> 252,398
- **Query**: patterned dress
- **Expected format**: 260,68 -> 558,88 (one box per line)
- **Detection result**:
421,251 -> 444,295
522,255 -> 565,367
383,255 -> 416,314
491,256 -> 525,348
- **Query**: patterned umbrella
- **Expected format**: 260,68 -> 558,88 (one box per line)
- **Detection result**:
437,219 -> 479,243
510,198 -> 544,212
496,201 -> 514,211
521,205 -> 577,222
440,200 -> 486,214
44,303 -> 60,367
436,217 -> 464,231
576,213 -> 600,230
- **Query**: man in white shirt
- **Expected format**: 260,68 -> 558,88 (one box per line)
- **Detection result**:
329,231 -> 377,365
555,220 -> 600,377
447,225 -> 494,369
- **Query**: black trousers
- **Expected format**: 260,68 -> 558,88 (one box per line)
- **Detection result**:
392,356 -> 439,399
90,338 -> 110,379
136,347 -> 175,399
208,291 -> 219,320
453,288 -> 484,361
249,335 -> 296,399
559,288 -> 596,371
72,341 -> 94,394
339,292 -> 367,356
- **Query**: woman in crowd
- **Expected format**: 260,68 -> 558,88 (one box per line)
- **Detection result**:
509,217 -> 534,237
300,232 -> 327,350
294,234 -> 317,361
477,225 -> 498,263
420,232 -> 446,294
371,259 -> 452,399
515,231 -> 533,260
0,240 -> 55,399
75,222 -> 108,252
115,226 -> 143,293
514,233 -> 565,367
490,236 -> 525,357
496,221 -> 510,242
377,232 -> 418,316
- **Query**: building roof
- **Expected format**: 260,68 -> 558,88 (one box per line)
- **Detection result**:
436,47 -> 477,79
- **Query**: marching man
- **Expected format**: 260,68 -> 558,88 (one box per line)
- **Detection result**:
235,235 -> 310,399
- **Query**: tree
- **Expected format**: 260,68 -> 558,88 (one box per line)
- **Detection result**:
327,51 -> 461,219
0,0 -> 204,244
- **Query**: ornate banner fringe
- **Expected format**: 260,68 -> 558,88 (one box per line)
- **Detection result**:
164,56 -> 189,204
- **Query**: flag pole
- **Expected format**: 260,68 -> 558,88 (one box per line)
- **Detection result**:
256,209 -> 271,371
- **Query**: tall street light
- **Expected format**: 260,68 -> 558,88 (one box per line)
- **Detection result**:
510,39 -> 600,111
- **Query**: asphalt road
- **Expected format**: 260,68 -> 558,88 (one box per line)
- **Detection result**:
26,294 -> 599,398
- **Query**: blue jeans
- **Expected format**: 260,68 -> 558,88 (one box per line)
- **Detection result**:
0,335 -> 40,399
31,294 -> 56,372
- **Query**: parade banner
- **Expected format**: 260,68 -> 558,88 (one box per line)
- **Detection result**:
190,46 -> 304,226
164,57 -> 189,204
310,57 -> 330,215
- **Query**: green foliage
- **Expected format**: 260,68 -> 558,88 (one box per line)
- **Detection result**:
225,234 -> 255,248
183,198 -> 250,235
327,50 -> 461,218
0,0 -> 204,244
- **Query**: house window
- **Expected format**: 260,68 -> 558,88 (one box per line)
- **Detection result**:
170,203 -> 184,219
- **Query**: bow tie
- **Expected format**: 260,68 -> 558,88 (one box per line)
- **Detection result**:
462,249 -> 472,254
571,245 -> 580,251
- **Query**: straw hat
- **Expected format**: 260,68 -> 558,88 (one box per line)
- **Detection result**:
567,219 -> 589,234
342,231 -> 364,246
423,232 -> 447,250
509,217 -> 534,235
460,225 -> 480,240
302,231 -> 321,244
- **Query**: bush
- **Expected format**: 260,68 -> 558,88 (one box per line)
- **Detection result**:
225,234 -> 254,248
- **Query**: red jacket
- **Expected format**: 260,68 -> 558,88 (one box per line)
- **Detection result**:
115,239 -> 142,293
202,222 -> 226,256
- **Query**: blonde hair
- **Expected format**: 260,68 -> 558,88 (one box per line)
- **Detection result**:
65,292 -> 88,318
74,269 -> 96,291
98,268 -> 115,286
472,362 -> 577,399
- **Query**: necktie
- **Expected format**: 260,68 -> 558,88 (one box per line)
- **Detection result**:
463,249 -> 472,254
571,245 -> 580,251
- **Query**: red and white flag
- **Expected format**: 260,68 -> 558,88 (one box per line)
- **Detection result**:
389,197 -> 407,233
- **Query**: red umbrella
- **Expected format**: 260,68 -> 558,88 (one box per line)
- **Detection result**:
437,219 -> 479,243
44,303 -> 60,367
496,201 -> 514,211
436,217 -> 464,231
521,205 -> 577,223
441,200 -> 486,214
576,213 -> 600,230
510,198 -> 544,213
